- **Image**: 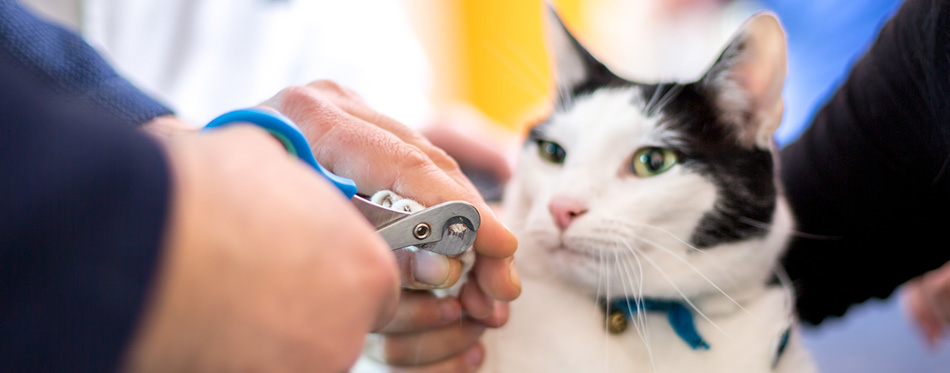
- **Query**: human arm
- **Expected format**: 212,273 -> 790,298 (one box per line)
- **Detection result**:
1,3 -> 403,370
0,49 -> 172,372
0,50 -> 402,373
0,2 -> 173,370
779,0 -> 950,325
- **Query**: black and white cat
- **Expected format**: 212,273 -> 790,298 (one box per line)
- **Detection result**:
355,8 -> 815,373
476,9 -> 815,373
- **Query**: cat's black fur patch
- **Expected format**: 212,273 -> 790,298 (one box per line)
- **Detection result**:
541,78 -> 778,249
644,82 -> 777,248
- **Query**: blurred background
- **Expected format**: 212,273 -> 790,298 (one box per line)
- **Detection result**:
21,0 -> 950,371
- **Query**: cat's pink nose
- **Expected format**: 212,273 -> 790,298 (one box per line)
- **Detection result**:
548,199 -> 588,231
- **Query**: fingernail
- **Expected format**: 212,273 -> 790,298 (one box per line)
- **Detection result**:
509,260 -> 522,290
440,299 -> 461,322
465,345 -> 484,369
502,223 -> 519,252
413,250 -> 450,287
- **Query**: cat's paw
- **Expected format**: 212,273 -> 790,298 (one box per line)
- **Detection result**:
370,190 -> 426,213
369,190 -> 474,296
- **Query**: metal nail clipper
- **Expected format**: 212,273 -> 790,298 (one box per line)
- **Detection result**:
203,108 -> 480,257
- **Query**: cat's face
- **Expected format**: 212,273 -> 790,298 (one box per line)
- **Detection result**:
504,11 -> 791,300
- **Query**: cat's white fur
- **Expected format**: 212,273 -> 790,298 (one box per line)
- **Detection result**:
475,10 -> 815,373
479,88 -> 812,372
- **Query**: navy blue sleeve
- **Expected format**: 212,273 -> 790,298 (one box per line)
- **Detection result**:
0,2 -> 172,371
0,1 -> 172,125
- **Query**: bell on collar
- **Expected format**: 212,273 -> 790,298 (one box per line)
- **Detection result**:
607,309 -> 628,334
599,297 -> 711,350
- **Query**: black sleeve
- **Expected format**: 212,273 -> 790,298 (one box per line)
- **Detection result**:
779,0 -> 950,325
0,1 -> 172,125
0,2 -> 172,372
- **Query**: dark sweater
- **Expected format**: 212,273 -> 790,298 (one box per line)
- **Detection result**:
781,0 -> 950,324
0,1 -> 172,371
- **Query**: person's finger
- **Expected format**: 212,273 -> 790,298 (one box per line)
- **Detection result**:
384,344 -> 485,373
922,263 -> 950,323
422,125 -> 513,184
364,321 -> 485,366
270,88 -> 518,260
474,255 -> 521,302
290,83 -> 520,262
393,249 -> 463,290
904,281 -> 945,347
306,80 -> 433,149
377,291 -> 462,334
481,299 -> 510,328
459,274 -> 493,320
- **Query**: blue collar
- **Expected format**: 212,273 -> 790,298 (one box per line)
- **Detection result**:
601,298 -> 710,350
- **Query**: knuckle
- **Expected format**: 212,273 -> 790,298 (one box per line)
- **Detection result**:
381,336 -> 413,365
395,146 -> 433,173
276,85 -> 313,103
308,79 -> 363,102
308,79 -> 346,93
427,145 -> 461,172
274,85 -> 325,114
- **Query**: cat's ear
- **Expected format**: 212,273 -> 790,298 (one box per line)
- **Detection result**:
702,12 -> 787,150
544,5 -> 613,98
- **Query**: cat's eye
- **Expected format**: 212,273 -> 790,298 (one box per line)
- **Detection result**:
536,140 -> 567,164
630,147 -> 677,177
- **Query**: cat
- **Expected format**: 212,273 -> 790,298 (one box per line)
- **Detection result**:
474,8 -> 816,373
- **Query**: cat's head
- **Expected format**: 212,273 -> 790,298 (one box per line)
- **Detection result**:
504,9 -> 791,300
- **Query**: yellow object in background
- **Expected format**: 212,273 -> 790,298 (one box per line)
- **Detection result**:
406,0 -> 592,133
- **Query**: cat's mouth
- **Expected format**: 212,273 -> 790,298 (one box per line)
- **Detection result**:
552,244 -> 605,262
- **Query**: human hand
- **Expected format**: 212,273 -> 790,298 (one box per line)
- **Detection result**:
903,260 -> 950,348
261,81 -> 520,370
423,103 -> 517,202
125,125 -> 400,372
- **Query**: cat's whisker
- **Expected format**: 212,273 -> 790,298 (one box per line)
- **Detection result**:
651,83 -> 684,116
618,253 -> 658,373
613,252 -> 658,373
736,216 -> 841,240
617,240 -> 736,342
613,252 -> 645,341
625,234 -> 759,321
624,252 -> 651,347
610,220 -> 732,274
645,82 -> 665,117
771,262 -> 797,328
